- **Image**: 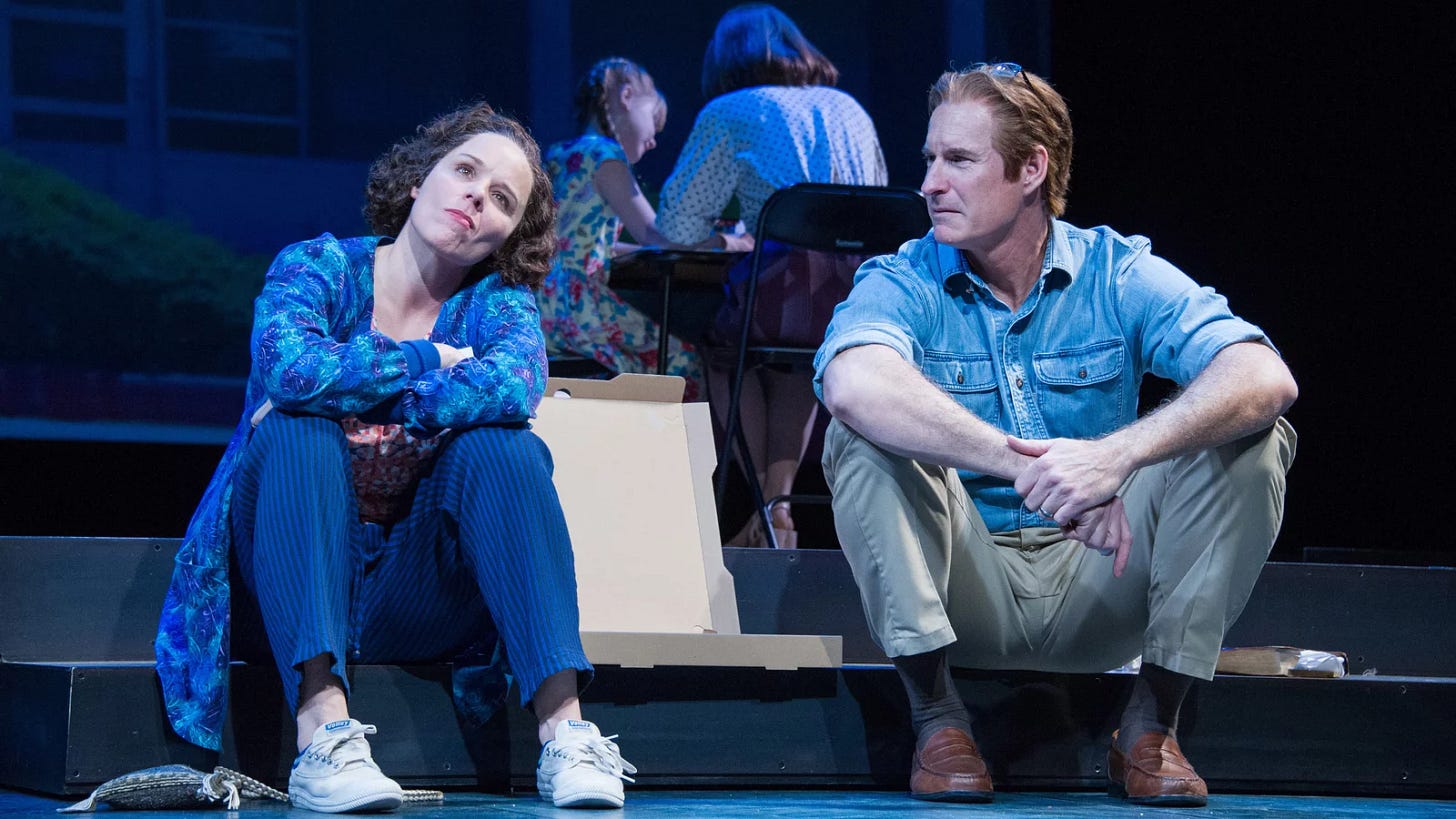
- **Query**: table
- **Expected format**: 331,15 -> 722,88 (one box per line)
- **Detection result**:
610,247 -> 747,374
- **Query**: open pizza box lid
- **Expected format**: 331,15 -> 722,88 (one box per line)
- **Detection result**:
533,373 -> 840,670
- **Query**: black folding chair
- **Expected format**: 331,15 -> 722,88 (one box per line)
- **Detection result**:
712,182 -> 930,548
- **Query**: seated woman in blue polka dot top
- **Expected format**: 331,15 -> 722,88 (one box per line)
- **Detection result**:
657,2 -> 888,548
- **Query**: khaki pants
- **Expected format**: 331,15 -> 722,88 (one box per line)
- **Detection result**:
821,418 -> 1296,680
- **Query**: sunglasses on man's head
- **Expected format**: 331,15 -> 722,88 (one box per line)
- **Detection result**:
968,61 -> 1047,107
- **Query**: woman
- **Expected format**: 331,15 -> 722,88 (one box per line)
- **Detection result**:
154,101 -> 634,812
538,56 -> 751,400
657,3 -> 887,548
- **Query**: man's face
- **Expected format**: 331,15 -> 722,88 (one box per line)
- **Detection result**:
920,99 -> 1029,252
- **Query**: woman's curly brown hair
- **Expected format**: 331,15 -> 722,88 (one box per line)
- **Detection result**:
363,100 -> 557,289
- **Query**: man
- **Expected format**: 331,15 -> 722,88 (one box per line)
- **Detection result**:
814,63 -> 1297,807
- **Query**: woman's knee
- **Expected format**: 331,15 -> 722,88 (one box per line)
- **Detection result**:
237,410 -> 352,514
445,424 -> 555,483
252,411 -> 349,463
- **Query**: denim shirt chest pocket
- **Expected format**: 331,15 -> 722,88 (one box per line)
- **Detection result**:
1031,339 -> 1127,436
923,349 -> 1001,429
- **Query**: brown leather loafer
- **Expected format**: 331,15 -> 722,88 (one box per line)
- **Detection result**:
909,726 -> 993,802
1107,730 -> 1209,807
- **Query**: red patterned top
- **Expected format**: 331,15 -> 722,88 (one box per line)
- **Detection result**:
338,416 -> 445,524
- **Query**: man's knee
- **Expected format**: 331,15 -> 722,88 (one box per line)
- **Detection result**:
1260,417 -> 1297,473
1213,416 -> 1297,485
821,417 -> 856,470
823,418 -> 895,486
823,418 -> 950,499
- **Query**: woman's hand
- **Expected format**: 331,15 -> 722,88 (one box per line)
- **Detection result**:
694,231 -> 755,252
433,343 -> 475,369
719,231 -> 756,253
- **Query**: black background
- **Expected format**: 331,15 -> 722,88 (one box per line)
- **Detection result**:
3,2 -> 1451,563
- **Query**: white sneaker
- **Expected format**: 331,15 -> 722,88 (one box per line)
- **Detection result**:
536,719 -> 637,808
288,719 -> 404,813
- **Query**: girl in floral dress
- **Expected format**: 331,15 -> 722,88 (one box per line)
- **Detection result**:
537,57 -> 751,401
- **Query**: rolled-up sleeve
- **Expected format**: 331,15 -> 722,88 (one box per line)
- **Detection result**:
813,238 -> 940,401
379,281 -> 547,435
1116,248 -> 1273,386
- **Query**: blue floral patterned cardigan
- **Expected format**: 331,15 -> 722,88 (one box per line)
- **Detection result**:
155,233 -> 548,750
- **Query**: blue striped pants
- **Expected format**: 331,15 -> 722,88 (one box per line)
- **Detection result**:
229,411 -> 591,715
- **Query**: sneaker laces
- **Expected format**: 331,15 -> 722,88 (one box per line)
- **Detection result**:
563,733 -> 638,783
303,723 -> 379,770
292,724 -> 444,804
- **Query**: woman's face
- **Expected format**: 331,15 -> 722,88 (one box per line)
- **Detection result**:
408,132 -> 533,268
613,80 -> 661,164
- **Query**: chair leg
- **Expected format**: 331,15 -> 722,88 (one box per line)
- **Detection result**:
762,493 -> 831,549
735,421 -> 778,548
713,363 -> 777,548
713,383 -> 738,516
715,239 -> 776,546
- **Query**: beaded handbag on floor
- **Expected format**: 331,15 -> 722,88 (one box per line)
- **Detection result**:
57,764 -> 444,812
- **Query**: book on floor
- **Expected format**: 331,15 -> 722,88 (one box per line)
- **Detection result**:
1216,645 -> 1348,677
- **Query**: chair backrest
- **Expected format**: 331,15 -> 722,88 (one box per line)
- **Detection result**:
725,182 -> 930,350
754,182 -> 930,256
713,183 -> 931,532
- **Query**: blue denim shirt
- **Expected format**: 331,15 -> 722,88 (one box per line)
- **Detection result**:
814,220 -> 1272,534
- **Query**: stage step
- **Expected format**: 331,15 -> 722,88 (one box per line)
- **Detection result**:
3,660 -> 1452,798
2,537 -> 1454,798
4,538 -> 1451,675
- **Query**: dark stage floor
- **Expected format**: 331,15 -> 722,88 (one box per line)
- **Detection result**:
4,788 -> 1456,818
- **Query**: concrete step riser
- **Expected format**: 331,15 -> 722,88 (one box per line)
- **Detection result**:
4,538 -> 1455,676
3,661 -> 1452,798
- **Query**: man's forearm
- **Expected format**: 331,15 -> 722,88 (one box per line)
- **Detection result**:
821,344 -> 1030,480
1105,341 -> 1298,470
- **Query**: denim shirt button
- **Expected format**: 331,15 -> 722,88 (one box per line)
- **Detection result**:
957,371 -> 964,384
1015,376 -> 1024,389
1079,368 -> 1087,378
